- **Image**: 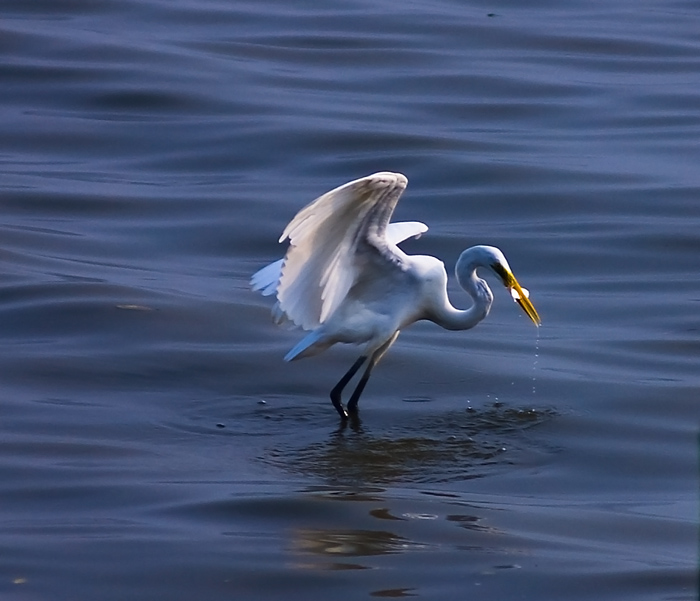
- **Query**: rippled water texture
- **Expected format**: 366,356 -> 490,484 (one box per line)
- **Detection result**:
1,1 -> 697,599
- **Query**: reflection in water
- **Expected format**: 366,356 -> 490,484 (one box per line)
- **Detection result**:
290,526 -> 429,572
288,486 -> 506,581
2,0 -> 697,597
446,513 -> 497,534
293,527 -> 426,558
265,403 -> 555,485
369,507 -> 405,521
370,588 -> 417,598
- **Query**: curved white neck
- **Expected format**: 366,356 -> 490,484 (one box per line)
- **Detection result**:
430,273 -> 493,331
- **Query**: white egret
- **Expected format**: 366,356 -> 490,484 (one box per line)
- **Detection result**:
251,172 -> 540,419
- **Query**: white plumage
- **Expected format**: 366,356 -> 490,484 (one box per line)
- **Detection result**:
275,172 -> 410,329
251,172 -> 540,419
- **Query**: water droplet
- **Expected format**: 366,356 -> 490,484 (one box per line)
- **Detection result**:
532,328 -> 540,395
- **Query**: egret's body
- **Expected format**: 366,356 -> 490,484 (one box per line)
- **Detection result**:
251,172 -> 540,418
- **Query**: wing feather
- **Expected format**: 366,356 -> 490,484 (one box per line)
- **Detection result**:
385,221 -> 428,246
250,258 -> 283,296
276,172 -> 408,330
250,220 -> 426,299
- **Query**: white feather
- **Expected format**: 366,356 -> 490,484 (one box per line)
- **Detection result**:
250,258 -> 283,296
249,173 -> 541,418
385,221 -> 428,246
274,172 -> 409,330
250,219 -> 428,302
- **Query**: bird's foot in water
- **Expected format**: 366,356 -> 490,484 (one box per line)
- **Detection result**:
336,412 -> 362,433
331,394 -> 348,419
331,399 -> 361,422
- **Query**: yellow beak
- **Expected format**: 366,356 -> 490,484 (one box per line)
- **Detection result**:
505,273 -> 541,326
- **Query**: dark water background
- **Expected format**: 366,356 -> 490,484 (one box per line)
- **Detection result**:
1,0 -> 698,599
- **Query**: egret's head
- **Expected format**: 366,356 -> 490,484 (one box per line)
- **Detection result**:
483,248 -> 540,326
459,245 -> 540,326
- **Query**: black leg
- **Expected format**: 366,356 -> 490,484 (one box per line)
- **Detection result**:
330,356 -> 367,418
347,331 -> 400,415
346,360 -> 375,414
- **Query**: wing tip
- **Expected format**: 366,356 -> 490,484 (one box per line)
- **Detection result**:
365,171 -> 408,189
250,258 -> 283,296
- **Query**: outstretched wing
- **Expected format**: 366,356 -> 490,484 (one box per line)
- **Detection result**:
275,171 -> 409,330
250,220 -> 428,299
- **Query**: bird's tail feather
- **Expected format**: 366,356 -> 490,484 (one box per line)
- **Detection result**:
284,330 -> 327,361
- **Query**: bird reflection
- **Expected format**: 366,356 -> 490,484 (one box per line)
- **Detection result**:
293,527 -> 422,558
290,526 -> 429,573
264,404 -> 554,486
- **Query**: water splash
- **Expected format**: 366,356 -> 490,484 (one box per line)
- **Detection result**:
532,328 -> 540,396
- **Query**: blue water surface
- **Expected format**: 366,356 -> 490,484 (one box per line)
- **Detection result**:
1,0 -> 697,599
